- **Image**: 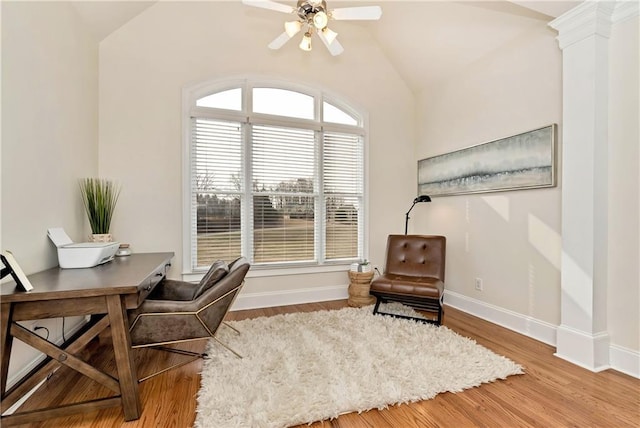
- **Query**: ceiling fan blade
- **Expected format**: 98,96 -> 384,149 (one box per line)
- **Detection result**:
318,31 -> 344,56
268,31 -> 294,50
242,0 -> 295,14
330,6 -> 382,20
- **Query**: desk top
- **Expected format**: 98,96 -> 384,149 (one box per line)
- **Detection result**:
0,252 -> 174,303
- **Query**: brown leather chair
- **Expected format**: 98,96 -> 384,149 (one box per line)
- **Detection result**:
370,235 -> 446,325
128,257 -> 250,380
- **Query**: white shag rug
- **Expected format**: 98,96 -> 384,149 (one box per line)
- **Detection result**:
195,304 -> 523,428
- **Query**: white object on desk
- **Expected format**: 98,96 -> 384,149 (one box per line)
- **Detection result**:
0,250 -> 34,291
47,227 -> 119,269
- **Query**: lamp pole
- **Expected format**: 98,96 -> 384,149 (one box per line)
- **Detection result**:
404,195 -> 431,234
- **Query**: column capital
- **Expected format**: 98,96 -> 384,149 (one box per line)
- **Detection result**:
549,1 -> 616,50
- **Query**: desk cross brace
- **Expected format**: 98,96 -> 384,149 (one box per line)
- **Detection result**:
1,295 -> 141,426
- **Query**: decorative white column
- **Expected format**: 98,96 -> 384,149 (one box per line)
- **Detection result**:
549,1 -> 616,371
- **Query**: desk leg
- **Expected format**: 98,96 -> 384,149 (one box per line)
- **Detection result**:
106,295 -> 141,421
1,302 -> 13,396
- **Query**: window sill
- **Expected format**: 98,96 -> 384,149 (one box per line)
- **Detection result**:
182,263 -> 352,282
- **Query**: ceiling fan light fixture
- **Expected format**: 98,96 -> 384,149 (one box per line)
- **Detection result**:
321,27 -> 338,45
284,20 -> 302,37
312,11 -> 328,29
243,0 -> 382,56
299,32 -> 313,51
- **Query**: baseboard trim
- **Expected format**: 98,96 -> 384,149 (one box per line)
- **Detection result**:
445,291 -> 639,378
609,344 -> 640,378
232,284 -> 349,311
444,290 -> 557,346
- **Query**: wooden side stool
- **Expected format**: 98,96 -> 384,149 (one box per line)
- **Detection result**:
347,270 -> 375,307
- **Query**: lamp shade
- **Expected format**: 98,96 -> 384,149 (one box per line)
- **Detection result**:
299,32 -> 313,51
414,195 -> 431,203
322,27 -> 338,45
284,20 -> 302,37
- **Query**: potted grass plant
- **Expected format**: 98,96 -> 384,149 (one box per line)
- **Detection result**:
79,178 -> 121,242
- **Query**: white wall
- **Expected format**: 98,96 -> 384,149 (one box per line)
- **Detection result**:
607,15 -> 639,352
1,2 -> 99,383
414,24 -> 563,326
416,3 -> 640,374
98,2 -> 415,296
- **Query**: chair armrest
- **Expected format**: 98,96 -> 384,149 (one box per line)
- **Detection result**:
130,272 -> 246,319
148,279 -> 196,301
133,297 -> 201,314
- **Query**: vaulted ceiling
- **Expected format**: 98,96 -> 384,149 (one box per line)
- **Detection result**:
70,1 -> 580,91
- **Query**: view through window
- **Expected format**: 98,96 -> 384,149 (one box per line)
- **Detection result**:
188,82 -> 365,271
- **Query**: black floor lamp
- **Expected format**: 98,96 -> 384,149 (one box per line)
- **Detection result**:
405,195 -> 431,234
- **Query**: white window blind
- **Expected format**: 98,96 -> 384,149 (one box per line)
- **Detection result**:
252,124 -> 316,264
187,81 -> 365,272
192,118 -> 243,267
323,131 -> 363,260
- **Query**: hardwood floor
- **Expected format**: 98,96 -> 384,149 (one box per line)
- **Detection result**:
9,301 -> 640,427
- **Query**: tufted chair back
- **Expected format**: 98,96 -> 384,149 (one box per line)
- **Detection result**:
384,235 -> 445,281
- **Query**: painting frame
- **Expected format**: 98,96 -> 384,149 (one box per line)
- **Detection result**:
418,124 -> 557,197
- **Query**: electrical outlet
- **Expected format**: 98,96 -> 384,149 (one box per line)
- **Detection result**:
475,278 -> 483,291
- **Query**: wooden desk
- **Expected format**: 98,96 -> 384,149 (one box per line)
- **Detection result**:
0,252 -> 174,426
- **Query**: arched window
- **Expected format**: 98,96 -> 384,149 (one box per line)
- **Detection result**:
184,79 -> 366,273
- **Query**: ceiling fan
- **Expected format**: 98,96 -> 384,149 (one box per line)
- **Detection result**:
242,0 -> 382,56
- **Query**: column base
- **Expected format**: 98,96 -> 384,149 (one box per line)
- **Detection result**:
555,324 -> 610,372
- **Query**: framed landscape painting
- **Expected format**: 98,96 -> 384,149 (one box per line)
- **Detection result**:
418,124 -> 556,197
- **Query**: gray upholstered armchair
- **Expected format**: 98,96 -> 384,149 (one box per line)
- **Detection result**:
370,235 -> 446,325
128,257 -> 250,379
